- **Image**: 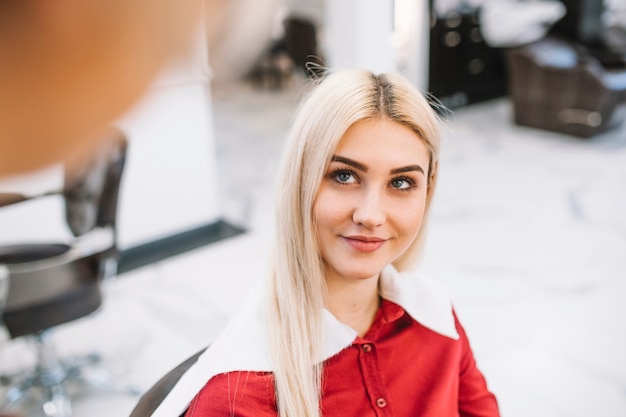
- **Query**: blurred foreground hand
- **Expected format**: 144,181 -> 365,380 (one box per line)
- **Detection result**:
0,0 -> 209,177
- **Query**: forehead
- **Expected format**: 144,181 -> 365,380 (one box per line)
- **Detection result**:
334,118 -> 430,168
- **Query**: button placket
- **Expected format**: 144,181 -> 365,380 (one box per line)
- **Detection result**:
357,342 -> 392,415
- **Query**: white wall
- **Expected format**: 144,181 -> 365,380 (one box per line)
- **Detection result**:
393,0 -> 431,90
114,23 -> 220,250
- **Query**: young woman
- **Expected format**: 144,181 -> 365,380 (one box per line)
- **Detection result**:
151,68 -> 500,417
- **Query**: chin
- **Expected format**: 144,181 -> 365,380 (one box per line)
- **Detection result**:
336,263 -> 387,281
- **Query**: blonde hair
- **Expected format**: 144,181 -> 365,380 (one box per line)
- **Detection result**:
266,68 -> 441,417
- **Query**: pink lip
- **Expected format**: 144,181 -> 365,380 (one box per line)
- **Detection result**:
343,236 -> 387,253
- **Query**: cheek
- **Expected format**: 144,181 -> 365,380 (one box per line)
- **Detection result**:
395,196 -> 428,238
313,202 -> 336,238
313,187 -> 348,229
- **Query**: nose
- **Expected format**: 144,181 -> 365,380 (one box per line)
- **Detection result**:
352,187 -> 385,228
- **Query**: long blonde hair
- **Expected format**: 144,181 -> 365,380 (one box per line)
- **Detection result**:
266,68 -> 441,417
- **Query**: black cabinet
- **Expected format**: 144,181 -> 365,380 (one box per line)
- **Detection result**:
428,4 -> 507,109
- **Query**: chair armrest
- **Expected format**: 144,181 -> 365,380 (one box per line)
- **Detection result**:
0,193 -> 27,208
0,190 -> 61,208
1,227 -> 115,274
130,347 -> 208,417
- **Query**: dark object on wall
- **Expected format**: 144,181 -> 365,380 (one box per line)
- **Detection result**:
506,36 -> 626,137
428,3 -> 507,109
283,16 -> 325,77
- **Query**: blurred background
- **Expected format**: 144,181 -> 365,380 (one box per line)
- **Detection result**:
1,0 -> 625,416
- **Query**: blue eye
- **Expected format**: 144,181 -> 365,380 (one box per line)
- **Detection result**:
337,172 -> 352,183
330,169 -> 357,184
390,177 -> 414,190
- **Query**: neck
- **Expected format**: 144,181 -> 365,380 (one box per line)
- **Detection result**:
325,272 -> 381,337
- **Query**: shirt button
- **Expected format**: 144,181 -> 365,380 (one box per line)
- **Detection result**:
376,398 -> 387,408
362,344 -> 372,352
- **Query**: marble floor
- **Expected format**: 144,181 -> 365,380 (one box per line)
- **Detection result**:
2,76 -> 626,417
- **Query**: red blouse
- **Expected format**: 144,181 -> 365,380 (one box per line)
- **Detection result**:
184,299 -> 500,417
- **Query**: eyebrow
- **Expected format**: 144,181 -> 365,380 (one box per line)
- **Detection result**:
390,165 -> 424,175
331,155 -> 425,175
331,156 -> 367,171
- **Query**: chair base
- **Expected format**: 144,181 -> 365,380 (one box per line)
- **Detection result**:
1,331 -> 140,417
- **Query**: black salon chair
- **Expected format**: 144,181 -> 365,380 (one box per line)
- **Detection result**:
0,128 -> 128,417
505,0 -> 626,137
506,35 -> 626,137
129,347 -> 207,417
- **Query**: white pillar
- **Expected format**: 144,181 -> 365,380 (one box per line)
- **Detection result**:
393,0 -> 430,91
323,0 -> 395,74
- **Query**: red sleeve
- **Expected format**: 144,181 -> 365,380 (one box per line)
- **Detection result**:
454,311 -> 501,417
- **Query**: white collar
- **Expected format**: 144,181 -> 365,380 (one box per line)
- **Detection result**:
150,264 -> 458,417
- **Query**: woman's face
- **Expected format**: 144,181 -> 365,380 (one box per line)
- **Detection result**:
313,117 -> 431,284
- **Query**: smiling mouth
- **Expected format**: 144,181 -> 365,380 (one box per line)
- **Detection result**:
343,236 -> 387,253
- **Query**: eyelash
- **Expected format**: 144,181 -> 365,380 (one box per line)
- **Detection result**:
328,168 -> 418,192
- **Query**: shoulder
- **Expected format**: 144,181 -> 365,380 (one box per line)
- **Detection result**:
186,371 -> 276,417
